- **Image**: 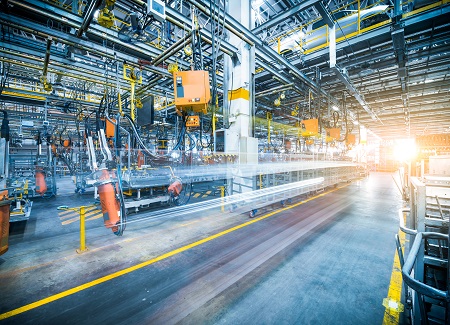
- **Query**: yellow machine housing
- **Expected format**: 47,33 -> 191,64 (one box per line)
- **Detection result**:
301,118 -> 319,137
173,71 -> 211,114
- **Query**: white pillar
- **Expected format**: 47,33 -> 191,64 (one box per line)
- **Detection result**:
225,0 -> 255,149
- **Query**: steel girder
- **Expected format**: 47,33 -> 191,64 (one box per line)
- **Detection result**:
252,0 -> 321,34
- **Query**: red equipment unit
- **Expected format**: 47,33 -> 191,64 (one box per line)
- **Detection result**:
98,170 -> 120,234
0,192 -> 11,256
35,168 -> 47,195
168,180 -> 182,197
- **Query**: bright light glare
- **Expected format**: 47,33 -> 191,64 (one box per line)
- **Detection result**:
393,139 -> 417,162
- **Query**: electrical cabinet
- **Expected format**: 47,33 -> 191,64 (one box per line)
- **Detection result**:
215,129 -> 239,153
326,128 -> 340,142
173,71 -> 211,114
301,118 -> 319,137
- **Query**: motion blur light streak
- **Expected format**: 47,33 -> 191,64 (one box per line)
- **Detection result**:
123,177 -> 325,226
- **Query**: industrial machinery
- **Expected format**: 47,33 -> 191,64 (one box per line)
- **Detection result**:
173,70 -> 211,114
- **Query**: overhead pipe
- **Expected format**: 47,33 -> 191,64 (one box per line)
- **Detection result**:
0,57 -> 115,88
0,49 -> 126,88
76,0 -> 103,38
42,37 -> 52,76
4,2 -> 171,77
152,32 -> 192,66
255,83 -> 293,98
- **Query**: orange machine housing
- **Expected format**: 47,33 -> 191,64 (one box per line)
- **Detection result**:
0,194 -> 11,256
105,119 -> 116,138
137,150 -> 145,168
301,119 -> 319,137
168,180 -> 182,197
173,70 -> 211,114
346,134 -> 356,146
326,128 -> 340,142
98,170 -> 120,234
35,169 -> 47,195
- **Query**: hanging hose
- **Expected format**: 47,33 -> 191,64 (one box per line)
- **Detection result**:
123,114 -> 162,160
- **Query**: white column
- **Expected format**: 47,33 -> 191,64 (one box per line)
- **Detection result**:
225,0 -> 254,149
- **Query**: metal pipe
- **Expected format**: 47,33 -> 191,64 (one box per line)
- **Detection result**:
42,37 -> 52,76
77,0 -> 103,38
152,32 -> 192,66
164,7 -> 237,57
255,83 -> 293,98
185,0 -> 254,46
2,4 -> 171,77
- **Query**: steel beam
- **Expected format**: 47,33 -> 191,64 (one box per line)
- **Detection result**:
333,65 -> 380,122
165,6 -> 238,58
0,13 -> 171,78
252,0 -> 320,34
314,2 -> 334,28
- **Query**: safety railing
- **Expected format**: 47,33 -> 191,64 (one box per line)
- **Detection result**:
396,228 -> 449,324
398,174 -> 450,324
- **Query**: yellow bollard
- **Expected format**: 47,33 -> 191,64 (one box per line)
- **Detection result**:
220,186 -> 225,213
76,206 -> 89,254
58,204 -> 93,254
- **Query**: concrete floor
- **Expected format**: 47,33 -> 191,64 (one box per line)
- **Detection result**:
0,172 -> 402,324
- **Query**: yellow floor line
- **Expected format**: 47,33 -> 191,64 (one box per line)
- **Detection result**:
193,193 -> 201,198
0,183 -> 350,320
382,215 -> 406,324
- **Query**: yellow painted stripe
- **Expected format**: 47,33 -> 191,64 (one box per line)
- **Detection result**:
86,212 -> 104,221
193,193 -> 201,198
61,217 -> 81,226
0,183 -> 350,320
59,208 -> 99,220
228,87 -> 250,101
58,210 -> 77,218
202,190 -> 212,198
382,215 -> 406,324
61,210 -> 102,225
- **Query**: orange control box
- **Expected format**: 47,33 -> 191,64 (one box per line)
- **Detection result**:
326,128 -> 340,142
346,134 -> 356,145
173,71 -> 211,114
0,197 -> 11,256
186,115 -> 200,127
301,118 -> 319,137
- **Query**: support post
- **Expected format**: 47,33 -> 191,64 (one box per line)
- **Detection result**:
76,206 -> 89,254
220,186 -> 225,213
